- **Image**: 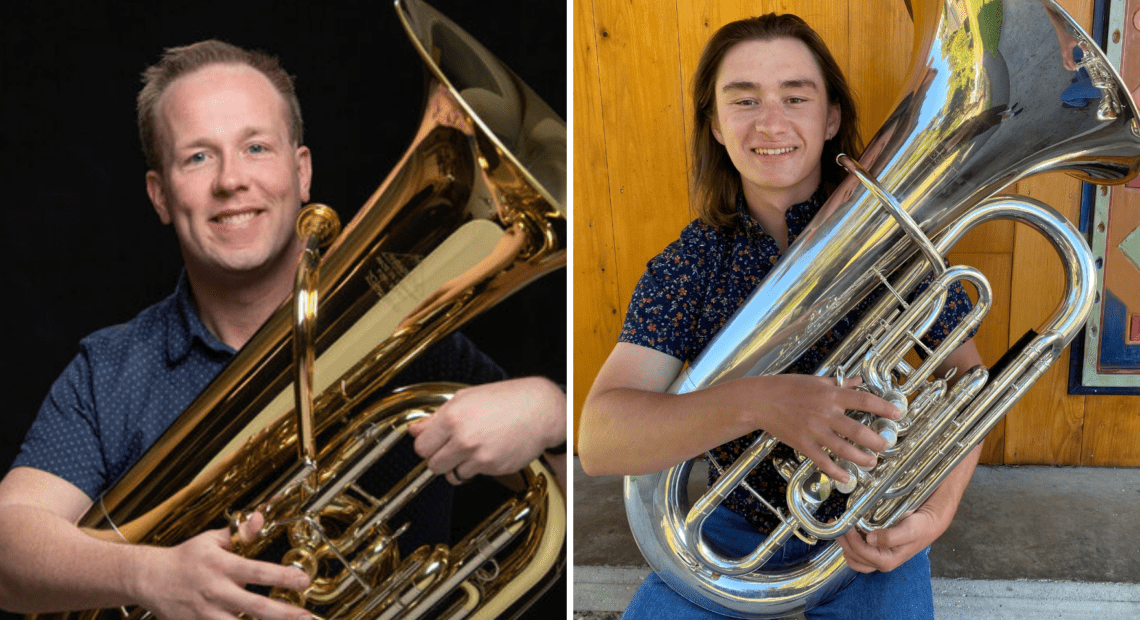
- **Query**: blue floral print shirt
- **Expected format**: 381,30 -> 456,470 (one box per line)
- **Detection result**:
619,190 -> 976,534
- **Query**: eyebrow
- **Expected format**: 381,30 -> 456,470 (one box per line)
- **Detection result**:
176,127 -> 273,151
721,78 -> 821,92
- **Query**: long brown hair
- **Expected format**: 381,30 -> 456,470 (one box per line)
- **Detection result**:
691,14 -> 862,229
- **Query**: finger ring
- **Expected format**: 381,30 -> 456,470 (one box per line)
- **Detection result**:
449,469 -> 471,484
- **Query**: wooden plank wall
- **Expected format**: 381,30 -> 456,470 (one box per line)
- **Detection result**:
572,0 -> 1140,466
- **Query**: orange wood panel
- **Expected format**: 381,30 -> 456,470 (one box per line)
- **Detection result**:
950,219 -> 1016,255
672,0 -> 847,70
847,0 -> 913,142
571,0 -> 698,445
1056,0 -> 1096,30
572,0 -> 620,444
1004,172 -> 1087,464
589,0 -> 693,310
1083,396 -> 1140,466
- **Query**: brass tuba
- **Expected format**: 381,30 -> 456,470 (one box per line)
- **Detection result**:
624,0 -> 1140,617
33,0 -> 566,618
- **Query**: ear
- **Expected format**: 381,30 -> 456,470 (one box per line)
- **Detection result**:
295,145 -> 312,203
710,114 -> 725,146
826,103 -> 841,141
146,170 -> 171,225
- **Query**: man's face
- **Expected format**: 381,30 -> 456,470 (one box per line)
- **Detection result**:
710,37 -> 840,210
146,63 -> 311,278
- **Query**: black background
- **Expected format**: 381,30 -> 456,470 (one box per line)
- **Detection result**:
0,0 -> 566,614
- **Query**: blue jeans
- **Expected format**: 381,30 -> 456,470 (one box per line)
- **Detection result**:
622,507 -> 934,620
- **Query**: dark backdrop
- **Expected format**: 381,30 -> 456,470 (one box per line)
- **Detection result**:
0,0 -> 565,614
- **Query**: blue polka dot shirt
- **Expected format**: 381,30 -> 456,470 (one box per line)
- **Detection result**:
14,272 -> 507,503
619,190 -> 976,534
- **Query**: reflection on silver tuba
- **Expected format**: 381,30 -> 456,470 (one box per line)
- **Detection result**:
624,0 -> 1140,617
30,1 -> 565,619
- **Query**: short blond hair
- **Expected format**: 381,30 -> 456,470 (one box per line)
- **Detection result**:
137,39 -> 303,171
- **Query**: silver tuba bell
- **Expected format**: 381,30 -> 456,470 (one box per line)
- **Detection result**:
624,0 -> 1140,617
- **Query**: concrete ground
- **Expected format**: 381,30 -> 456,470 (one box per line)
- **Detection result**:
573,458 -> 1140,619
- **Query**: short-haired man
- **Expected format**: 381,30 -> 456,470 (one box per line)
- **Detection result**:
0,39 -> 565,620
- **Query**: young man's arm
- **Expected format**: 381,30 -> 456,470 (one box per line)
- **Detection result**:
577,342 -> 904,484
0,467 -> 310,620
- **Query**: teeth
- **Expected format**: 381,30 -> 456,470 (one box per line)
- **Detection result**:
214,211 -> 258,226
753,146 -> 796,155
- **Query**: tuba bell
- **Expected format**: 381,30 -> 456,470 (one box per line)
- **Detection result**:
31,0 -> 565,618
624,0 -> 1140,617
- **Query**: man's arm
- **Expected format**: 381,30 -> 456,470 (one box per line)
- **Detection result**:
837,338 -> 985,572
408,376 -> 568,492
0,467 -> 310,619
577,342 -> 904,483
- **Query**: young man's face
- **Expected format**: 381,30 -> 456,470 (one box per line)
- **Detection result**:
146,63 -> 311,279
711,37 -> 840,211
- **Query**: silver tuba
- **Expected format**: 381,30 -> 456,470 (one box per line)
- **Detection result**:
32,1 -> 565,618
624,0 -> 1140,617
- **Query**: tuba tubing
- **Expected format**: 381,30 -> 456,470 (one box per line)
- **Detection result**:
33,1 -> 566,618
625,0 -> 1140,617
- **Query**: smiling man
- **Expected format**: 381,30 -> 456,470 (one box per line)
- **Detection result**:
709,38 -> 840,253
143,60 -> 313,351
0,40 -> 566,620
578,13 -> 981,620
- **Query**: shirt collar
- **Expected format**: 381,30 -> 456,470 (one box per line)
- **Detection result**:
735,188 -> 826,247
167,271 -> 236,364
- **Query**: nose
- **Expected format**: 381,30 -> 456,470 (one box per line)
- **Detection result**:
213,151 -> 250,196
753,100 -> 788,136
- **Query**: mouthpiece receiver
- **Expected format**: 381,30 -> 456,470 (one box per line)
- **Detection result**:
296,203 -> 342,248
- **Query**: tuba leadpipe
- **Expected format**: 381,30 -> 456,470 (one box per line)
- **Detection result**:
625,0 -> 1140,617
31,1 -> 565,618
